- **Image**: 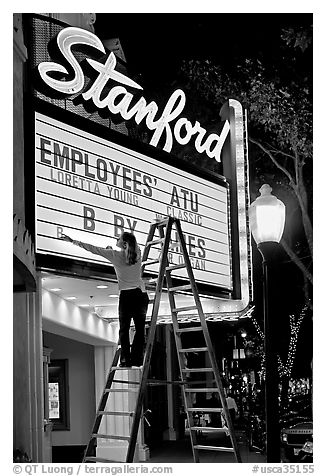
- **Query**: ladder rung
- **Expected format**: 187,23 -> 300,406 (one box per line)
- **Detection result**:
169,284 -> 192,292
190,426 -> 226,432
142,259 -> 160,266
147,380 -> 184,386
182,368 -> 213,372
179,347 -> 208,353
172,305 -> 198,312
166,263 -> 186,271
185,388 -> 218,393
84,457 -> 118,463
146,238 -> 165,246
177,326 -> 201,333
104,388 -> 138,393
152,218 -> 169,226
113,379 -> 140,385
193,445 -> 234,452
97,411 -> 134,416
185,380 -> 210,385
187,407 -> 223,412
92,433 -> 130,441
111,366 -> 142,371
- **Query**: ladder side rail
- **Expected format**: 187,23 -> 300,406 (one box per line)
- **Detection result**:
141,223 -> 157,265
142,222 -> 165,290
83,347 -> 121,461
126,219 -> 173,462
174,219 -> 242,462
165,266 -> 200,463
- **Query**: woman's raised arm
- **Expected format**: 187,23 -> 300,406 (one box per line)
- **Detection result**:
60,234 -> 115,261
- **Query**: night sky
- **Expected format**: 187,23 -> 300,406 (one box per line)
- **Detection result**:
94,13 -> 311,83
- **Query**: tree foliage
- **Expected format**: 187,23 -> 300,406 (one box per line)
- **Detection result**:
181,24 -> 312,305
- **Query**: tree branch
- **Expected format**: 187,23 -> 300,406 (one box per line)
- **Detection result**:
268,147 -> 297,161
281,238 -> 313,284
297,165 -> 313,257
250,136 -> 313,262
249,137 -> 294,184
303,277 -> 313,311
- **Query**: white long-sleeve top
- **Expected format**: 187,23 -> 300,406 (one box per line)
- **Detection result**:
72,240 -> 145,292
226,396 -> 238,413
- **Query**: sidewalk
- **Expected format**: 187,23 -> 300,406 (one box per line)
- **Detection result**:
148,432 -> 266,463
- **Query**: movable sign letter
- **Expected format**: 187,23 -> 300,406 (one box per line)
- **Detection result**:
83,206 -> 96,231
126,219 -> 137,233
170,186 -> 180,207
198,238 -> 206,259
114,215 -> 125,237
84,154 -> 95,179
40,138 -> 52,165
53,142 -> 70,170
71,149 -> 84,172
122,167 -> 132,190
188,235 -> 196,257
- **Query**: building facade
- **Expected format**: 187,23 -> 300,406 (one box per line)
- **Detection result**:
13,13 -> 252,463
13,13 -> 147,463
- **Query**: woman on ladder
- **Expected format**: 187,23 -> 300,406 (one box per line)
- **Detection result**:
60,231 -> 149,368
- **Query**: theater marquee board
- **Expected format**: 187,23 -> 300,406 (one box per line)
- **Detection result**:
35,111 -> 232,292
29,17 -> 252,314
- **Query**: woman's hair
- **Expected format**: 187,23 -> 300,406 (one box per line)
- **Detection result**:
122,232 -> 139,265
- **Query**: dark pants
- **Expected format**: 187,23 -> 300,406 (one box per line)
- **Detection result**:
228,408 -> 236,423
118,288 -> 149,365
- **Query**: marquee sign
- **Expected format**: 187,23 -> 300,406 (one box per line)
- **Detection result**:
37,27 -> 230,164
35,111 -> 232,292
29,17 -> 252,315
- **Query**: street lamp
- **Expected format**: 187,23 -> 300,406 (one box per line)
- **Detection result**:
249,184 -> 286,463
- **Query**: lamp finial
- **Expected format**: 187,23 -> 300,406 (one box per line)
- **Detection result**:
259,184 -> 272,196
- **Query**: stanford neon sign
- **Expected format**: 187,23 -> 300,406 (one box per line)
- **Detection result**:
38,27 -> 230,163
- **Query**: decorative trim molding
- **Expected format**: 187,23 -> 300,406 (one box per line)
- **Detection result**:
13,13 -> 27,62
13,214 -> 37,292
99,305 -> 255,324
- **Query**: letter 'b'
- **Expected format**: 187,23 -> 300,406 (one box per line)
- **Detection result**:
84,206 -> 96,231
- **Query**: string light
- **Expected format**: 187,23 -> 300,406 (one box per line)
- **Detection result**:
249,304 -> 308,378
250,314 -> 264,340
283,304 -> 307,377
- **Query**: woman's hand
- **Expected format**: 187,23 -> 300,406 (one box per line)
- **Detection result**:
61,234 -> 72,242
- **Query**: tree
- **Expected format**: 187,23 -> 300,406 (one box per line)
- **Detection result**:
181,24 -> 312,307
246,304 -> 309,411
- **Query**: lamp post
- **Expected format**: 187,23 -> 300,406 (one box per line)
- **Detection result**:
249,184 -> 286,463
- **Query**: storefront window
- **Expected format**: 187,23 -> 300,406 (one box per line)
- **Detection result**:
48,359 -> 70,430
48,382 -> 60,419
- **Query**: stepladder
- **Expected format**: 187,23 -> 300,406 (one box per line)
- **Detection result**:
83,217 -> 241,463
